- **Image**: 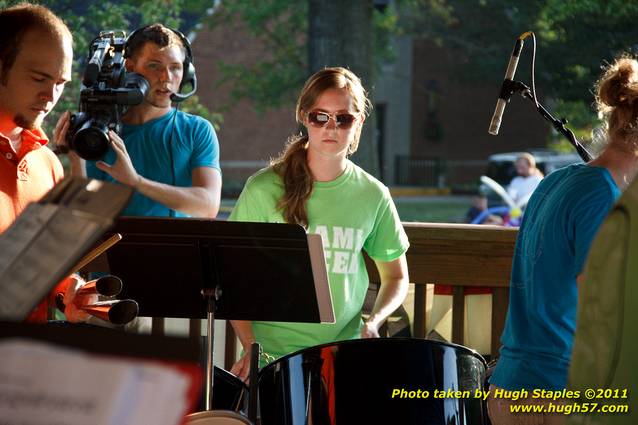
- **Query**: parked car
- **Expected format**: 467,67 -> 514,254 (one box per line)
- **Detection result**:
475,149 -> 583,217
484,149 -> 583,187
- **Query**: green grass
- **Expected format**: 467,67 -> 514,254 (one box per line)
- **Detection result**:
394,197 -> 471,223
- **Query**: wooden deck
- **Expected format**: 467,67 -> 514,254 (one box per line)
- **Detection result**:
367,222 -> 517,356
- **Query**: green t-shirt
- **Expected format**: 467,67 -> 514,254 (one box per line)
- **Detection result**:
229,160 -> 409,360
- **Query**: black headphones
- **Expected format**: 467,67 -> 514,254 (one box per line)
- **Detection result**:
124,25 -> 197,102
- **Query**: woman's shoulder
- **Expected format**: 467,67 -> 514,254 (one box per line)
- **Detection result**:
245,166 -> 281,189
348,161 -> 391,196
552,164 -> 618,205
563,163 -> 614,186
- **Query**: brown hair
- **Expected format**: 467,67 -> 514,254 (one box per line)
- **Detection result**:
271,67 -> 372,227
0,2 -> 72,84
595,56 -> 638,151
125,23 -> 186,60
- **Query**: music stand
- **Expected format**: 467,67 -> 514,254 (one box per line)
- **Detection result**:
88,217 -> 334,414
0,320 -> 199,362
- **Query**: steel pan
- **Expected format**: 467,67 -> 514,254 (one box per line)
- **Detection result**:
257,338 -> 487,425
185,410 -> 253,425
185,368 -> 251,425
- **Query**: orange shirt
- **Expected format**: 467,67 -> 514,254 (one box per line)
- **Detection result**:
27,276 -> 75,322
0,127 -> 63,233
1,128 -> 64,322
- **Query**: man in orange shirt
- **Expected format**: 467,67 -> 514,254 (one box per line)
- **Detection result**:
0,3 -> 93,322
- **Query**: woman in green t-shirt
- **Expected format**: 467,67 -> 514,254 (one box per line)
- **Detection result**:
229,67 -> 410,380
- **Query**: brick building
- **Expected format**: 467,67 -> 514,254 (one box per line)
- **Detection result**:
192,21 -> 549,191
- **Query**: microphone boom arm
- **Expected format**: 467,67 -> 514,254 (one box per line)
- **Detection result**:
504,79 -> 592,162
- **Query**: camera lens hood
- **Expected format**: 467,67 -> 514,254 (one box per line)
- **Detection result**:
72,124 -> 110,161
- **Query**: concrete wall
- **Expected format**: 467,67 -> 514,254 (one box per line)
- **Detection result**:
373,36 -> 414,184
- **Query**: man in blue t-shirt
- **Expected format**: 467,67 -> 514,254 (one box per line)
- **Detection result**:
56,24 -> 221,218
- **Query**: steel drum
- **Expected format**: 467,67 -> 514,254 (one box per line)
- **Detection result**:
185,410 -> 253,425
185,367 -> 252,425
257,338 -> 488,425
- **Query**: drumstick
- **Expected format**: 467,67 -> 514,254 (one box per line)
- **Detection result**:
72,233 -> 122,272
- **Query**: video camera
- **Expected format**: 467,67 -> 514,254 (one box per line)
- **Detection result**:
66,30 -> 149,161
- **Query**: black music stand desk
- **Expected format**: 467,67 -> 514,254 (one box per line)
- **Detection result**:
89,217 -> 334,411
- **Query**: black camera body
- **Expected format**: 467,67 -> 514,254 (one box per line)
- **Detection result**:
66,30 -> 149,161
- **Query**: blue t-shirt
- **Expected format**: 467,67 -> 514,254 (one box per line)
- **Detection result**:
490,164 -> 620,390
86,109 -> 220,217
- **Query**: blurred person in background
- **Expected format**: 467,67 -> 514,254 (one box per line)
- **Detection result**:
506,153 -> 544,207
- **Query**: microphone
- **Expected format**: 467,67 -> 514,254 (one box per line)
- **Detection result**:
170,73 -> 197,103
488,37 -> 526,135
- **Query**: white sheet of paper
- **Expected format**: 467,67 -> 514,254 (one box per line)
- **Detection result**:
0,339 -> 190,425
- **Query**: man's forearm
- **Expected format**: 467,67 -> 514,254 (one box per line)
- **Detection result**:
135,176 -> 219,218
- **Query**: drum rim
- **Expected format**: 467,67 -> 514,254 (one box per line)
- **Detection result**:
186,409 -> 251,421
258,337 -> 487,372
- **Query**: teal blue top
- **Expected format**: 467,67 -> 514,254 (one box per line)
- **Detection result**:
491,164 -> 620,390
86,108 -> 219,217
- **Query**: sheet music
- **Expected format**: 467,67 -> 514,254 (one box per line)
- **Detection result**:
307,233 -> 335,323
0,177 -> 132,321
0,207 -> 109,320
0,339 -> 190,425
0,204 -> 58,271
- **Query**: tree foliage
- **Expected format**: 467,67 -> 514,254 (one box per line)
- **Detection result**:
403,0 -> 638,147
403,0 -> 638,95
207,1 -> 308,113
208,1 -> 400,113
206,0 -> 638,149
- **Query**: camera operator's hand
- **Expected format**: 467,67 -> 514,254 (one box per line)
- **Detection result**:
54,111 -> 86,177
96,130 -> 141,188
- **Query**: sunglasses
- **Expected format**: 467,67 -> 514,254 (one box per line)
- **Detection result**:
307,111 -> 358,129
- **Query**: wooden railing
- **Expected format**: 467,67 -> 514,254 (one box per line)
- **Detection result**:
365,222 -> 518,356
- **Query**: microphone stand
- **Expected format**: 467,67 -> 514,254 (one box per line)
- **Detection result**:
503,79 -> 592,162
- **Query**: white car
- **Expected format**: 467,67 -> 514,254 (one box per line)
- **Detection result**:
484,149 -> 583,188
